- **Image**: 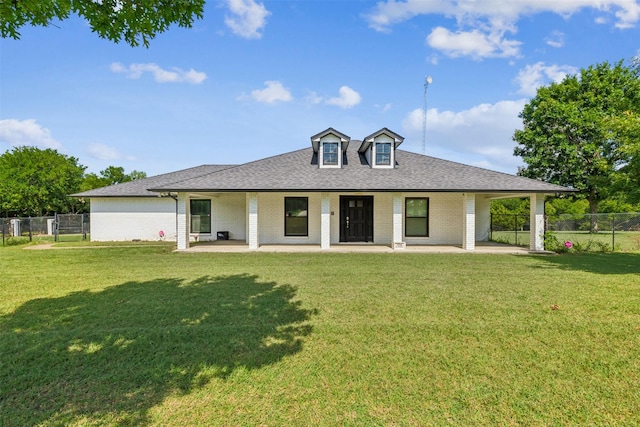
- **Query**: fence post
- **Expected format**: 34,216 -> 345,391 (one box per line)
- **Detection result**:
612,214 -> 615,252
83,213 -> 87,240
54,213 -> 58,242
1,221 -> 5,246
514,214 -> 518,246
28,216 -> 32,242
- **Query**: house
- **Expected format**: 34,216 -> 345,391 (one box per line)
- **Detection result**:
73,127 -> 571,251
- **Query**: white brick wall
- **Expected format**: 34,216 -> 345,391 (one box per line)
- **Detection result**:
256,192 -> 322,244
249,192 -> 467,246
321,193 -> 330,249
392,193 -> 403,244
177,193 -> 188,250
530,193 -> 545,251
462,193 -> 476,250
373,192 -> 393,244
248,193 -> 258,249
402,193 -> 463,245
91,192 -> 479,247
90,197 -> 176,241
210,193 -> 246,241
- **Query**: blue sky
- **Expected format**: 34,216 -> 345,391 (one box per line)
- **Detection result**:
1,0 -> 639,176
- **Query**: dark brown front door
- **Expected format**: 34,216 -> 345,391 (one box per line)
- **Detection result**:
340,196 -> 373,242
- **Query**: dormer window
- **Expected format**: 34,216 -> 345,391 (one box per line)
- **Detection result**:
375,142 -> 391,165
310,127 -> 350,169
359,128 -> 404,169
323,142 -> 339,165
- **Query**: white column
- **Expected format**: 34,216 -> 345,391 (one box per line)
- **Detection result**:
177,192 -> 189,250
462,193 -> 476,251
530,193 -> 545,251
248,192 -> 259,250
393,193 -> 405,249
321,192 -> 331,249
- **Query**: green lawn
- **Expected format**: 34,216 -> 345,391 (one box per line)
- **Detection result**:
1,245 -> 639,426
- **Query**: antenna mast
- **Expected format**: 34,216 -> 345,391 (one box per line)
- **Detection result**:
422,75 -> 432,155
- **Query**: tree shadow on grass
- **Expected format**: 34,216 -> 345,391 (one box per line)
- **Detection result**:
528,252 -> 640,275
0,275 -> 316,426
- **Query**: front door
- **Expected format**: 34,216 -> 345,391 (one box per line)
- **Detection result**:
340,196 -> 373,242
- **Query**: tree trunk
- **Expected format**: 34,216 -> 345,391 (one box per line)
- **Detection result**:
589,194 -> 599,234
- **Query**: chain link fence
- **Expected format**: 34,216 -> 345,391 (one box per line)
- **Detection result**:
491,212 -> 640,252
1,214 -> 89,245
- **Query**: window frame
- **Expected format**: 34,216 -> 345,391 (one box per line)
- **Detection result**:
190,199 -> 211,234
405,197 -> 429,237
375,142 -> 392,166
284,197 -> 309,237
323,142 -> 339,166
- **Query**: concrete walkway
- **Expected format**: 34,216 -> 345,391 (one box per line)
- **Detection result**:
184,241 -> 543,254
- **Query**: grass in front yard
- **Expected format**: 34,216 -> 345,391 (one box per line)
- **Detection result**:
1,246 -> 639,426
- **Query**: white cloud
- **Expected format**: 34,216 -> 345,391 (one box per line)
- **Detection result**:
365,1 -> 452,32
426,26 -> 521,59
614,1 -> 640,28
514,62 -> 578,96
325,86 -> 362,109
224,0 -> 270,39
251,80 -> 293,104
367,1 -> 640,60
303,91 -> 324,105
0,119 -> 62,149
401,99 -> 528,173
545,30 -> 565,48
110,62 -> 207,84
87,142 -> 135,161
366,0 -> 640,31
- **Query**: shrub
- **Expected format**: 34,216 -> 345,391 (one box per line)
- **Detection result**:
4,236 -> 30,246
544,232 -> 565,252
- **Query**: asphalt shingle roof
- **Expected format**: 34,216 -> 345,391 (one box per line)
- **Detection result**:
72,165 -> 234,197
146,143 -> 571,194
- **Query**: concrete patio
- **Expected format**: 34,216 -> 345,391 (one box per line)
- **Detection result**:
183,240 -> 546,254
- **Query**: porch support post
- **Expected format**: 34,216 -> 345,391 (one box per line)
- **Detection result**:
530,193 -> 545,251
177,192 -> 189,250
462,193 -> 476,251
248,192 -> 259,250
392,193 -> 405,249
321,192 -> 331,249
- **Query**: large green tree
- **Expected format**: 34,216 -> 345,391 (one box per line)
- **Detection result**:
513,60 -> 640,223
0,146 -> 86,217
610,108 -> 640,204
0,0 -> 205,47
80,165 -> 146,192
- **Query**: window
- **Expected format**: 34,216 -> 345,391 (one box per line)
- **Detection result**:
190,199 -> 211,233
323,142 -> 339,165
376,142 -> 391,165
405,198 -> 428,237
285,197 -> 308,236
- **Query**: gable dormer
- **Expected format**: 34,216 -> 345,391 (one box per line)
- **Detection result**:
311,128 -> 350,168
358,128 -> 404,169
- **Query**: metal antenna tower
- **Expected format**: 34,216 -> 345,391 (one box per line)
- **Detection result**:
422,75 -> 432,155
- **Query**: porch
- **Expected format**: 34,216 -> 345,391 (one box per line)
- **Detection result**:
176,191 -> 547,253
